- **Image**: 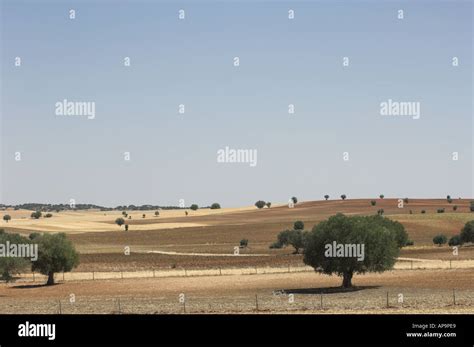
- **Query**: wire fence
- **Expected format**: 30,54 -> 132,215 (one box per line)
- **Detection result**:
9,258 -> 474,284
2,288 -> 473,314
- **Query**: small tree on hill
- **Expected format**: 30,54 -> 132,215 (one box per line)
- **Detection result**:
275,229 -> 307,254
115,218 -> 125,228
433,234 -> 447,246
255,201 -> 266,209
324,195 -> 329,201
291,197 -> 298,204
293,221 -> 304,230
210,203 -> 221,210
155,211 -> 160,216
379,194 -> 384,199
31,211 -> 42,219
190,204 -> 198,211
460,221 -> 474,244
340,194 -> 347,200
3,215 -> 11,223
31,233 -> 79,285
448,235 -> 461,246
370,200 -> 376,206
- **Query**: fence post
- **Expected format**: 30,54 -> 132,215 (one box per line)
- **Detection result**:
411,261 -> 413,270
32,271 -> 35,282
450,260 -> 452,269
118,298 -> 121,314
121,271 -> 123,280
219,267 -> 222,276
453,289 -> 456,305
386,291 -> 389,308
320,293 -> 323,309
255,294 -> 259,312
58,300 -> 62,314
63,272 -> 65,281
288,263 -> 290,273
183,301 -> 186,313
92,271 -> 95,281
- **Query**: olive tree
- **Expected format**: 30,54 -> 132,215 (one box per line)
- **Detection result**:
115,218 -> 125,228
31,233 -> 79,285
304,214 -> 401,288
0,230 -> 31,282
433,234 -> 447,246
460,221 -> 474,244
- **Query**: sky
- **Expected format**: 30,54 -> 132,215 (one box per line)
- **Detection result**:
0,0 -> 472,207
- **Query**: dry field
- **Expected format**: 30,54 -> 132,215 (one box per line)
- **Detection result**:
0,198 -> 473,314
0,269 -> 473,314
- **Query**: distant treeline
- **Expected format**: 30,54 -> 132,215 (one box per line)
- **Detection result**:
0,203 -> 194,212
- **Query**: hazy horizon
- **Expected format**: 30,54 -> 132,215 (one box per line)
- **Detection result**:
1,0 -> 473,208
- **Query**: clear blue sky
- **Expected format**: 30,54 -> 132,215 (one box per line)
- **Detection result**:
1,0 -> 472,207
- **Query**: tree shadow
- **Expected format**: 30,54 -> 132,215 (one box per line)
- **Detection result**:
281,285 -> 381,295
11,283 -> 59,289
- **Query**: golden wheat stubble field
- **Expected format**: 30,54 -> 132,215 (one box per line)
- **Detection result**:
1,198 -> 473,314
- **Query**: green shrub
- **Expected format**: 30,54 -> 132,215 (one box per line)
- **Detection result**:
448,235 -> 461,246
31,211 -> 42,219
210,203 -> 221,209
433,234 -> 447,246
293,221 -> 304,230
460,221 -> 474,244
